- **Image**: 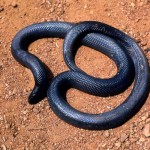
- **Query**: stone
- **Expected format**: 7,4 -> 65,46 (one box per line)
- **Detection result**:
1,144 -> 6,150
115,142 -> 121,148
103,130 -> 110,137
11,1 -> 18,8
0,7 -> 4,12
131,3 -> 135,7
143,124 -> 150,137
32,107 -> 40,114
120,133 -> 128,143
120,2 -> 125,6
139,137 -> 145,142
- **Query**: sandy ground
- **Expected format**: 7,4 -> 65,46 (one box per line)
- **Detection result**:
0,0 -> 150,149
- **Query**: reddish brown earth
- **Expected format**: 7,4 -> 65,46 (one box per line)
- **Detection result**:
0,0 -> 150,149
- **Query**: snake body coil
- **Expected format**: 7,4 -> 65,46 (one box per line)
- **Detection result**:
11,21 -> 149,130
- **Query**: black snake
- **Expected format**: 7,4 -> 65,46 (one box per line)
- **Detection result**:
11,21 -> 149,130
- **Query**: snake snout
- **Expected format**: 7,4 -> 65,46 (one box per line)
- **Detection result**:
28,85 -> 47,104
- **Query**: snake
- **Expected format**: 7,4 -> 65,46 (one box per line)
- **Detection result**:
11,21 -> 149,130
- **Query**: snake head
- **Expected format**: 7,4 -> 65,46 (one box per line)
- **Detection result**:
28,85 -> 48,104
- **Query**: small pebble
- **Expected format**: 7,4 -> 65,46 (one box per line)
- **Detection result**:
139,137 -> 145,142
141,40 -> 147,46
32,107 -> 40,114
120,133 -> 128,143
141,112 -> 149,121
120,2 -> 125,6
22,110 -> 29,115
146,118 -> 150,123
115,142 -> 121,148
50,7 -> 55,13
41,0 -> 46,5
103,130 -> 110,137
131,3 -> 135,7
1,144 -> 7,150
11,2 -> 18,8
0,115 -> 3,121
0,7 -> 4,12
143,123 -> 150,137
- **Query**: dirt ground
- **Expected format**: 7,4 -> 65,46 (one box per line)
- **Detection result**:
0,0 -> 150,149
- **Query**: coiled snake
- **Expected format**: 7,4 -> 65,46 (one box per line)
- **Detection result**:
11,21 -> 149,130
